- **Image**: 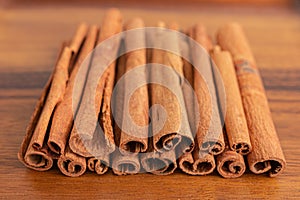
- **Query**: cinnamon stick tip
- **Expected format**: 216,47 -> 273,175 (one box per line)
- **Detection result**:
125,17 -> 145,29
250,158 -> 286,177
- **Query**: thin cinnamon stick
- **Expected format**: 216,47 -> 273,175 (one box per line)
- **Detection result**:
48,25 -> 98,155
150,22 -> 193,153
69,9 -> 123,157
57,146 -> 87,177
178,37 -> 216,175
69,23 -> 89,56
189,24 -> 225,155
216,131 -> 246,178
211,46 -> 252,155
18,43 -> 66,171
217,22 -> 286,177
118,18 -> 149,154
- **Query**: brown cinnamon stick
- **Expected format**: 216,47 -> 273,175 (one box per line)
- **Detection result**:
57,146 -> 87,177
69,23 -> 89,56
18,43 -> 66,171
216,131 -> 246,178
48,25 -> 98,155
149,22 -> 193,153
210,46 -> 252,155
118,18 -> 149,154
189,24 -> 225,155
69,9 -> 123,157
178,37 -> 216,175
217,23 -> 286,177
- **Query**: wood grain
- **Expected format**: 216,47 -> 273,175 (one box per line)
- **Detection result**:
0,3 -> 299,199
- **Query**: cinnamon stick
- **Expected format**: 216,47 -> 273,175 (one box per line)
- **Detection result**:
210,46 -> 252,155
178,37 -> 216,175
111,50 -> 142,175
69,23 -> 89,56
48,25 -> 98,155
57,146 -> 87,177
217,22 -> 286,177
17,43 -> 67,171
216,131 -> 246,178
149,22 -> 193,153
189,24 -> 225,155
118,18 -> 149,154
69,9 -> 123,157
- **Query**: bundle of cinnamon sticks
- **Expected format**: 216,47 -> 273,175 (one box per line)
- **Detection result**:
18,8 -> 286,178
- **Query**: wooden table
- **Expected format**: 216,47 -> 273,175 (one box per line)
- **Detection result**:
1,2 -> 300,199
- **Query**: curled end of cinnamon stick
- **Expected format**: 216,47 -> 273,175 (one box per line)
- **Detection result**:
142,157 -> 176,175
141,150 -> 177,175
155,133 -> 182,152
201,140 -> 225,155
87,157 -> 109,175
179,152 -> 215,175
120,141 -> 147,154
112,150 -> 140,175
112,160 -> 140,175
23,149 -> 53,171
249,158 -> 286,177
217,151 -> 246,178
58,152 -> 87,177
232,142 -> 252,155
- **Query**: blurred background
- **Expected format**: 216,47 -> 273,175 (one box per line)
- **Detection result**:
0,0 -> 299,73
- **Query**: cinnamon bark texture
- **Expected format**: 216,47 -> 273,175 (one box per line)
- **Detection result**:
211,46 -> 252,155
48,26 -> 98,155
149,22 -> 193,153
118,18 -> 149,154
57,146 -> 87,177
69,9 -> 122,157
178,37 -> 216,175
18,44 -> 67,171
216,132 -> 246,178
189,24 -> 225,155
217,23 -> 286,177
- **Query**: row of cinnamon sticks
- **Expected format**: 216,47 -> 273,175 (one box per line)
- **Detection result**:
18,8 -> 286,178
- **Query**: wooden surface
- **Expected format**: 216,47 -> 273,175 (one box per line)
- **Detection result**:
0,3 -> 300,199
